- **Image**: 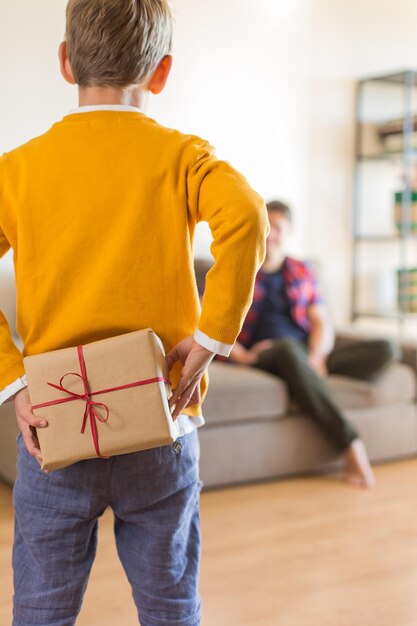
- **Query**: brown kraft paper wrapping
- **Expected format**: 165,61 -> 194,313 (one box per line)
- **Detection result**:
23,328 -> 180,471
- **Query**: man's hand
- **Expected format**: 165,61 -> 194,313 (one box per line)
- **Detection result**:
165,335 -> 215,420
13,387 -> 49,471
249,339 -> 275,354
308,351 -> 328,378
229,342 -> 259,365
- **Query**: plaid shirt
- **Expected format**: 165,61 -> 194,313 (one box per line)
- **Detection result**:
197,256 -> 323,363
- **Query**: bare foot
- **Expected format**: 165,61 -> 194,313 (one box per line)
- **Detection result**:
341,438 -> 376,488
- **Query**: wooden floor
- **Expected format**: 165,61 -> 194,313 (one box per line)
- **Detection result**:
2,459 -> 417,625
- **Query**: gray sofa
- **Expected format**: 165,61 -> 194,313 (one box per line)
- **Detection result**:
194,259 -> 417,488
1,257 -> 417,489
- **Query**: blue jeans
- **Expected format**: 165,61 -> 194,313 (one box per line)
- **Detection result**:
12,428 -> 203,626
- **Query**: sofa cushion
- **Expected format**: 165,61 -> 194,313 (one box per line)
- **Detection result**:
204,361 -> 415,427
287,362 -> 416,413
203,361 -> 289,425
326,362 -> 416,409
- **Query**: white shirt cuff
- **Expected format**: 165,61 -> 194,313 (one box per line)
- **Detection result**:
0,374 -> 28,405
193,329 -> 233,357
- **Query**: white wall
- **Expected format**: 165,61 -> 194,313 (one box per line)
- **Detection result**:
2,0 -> 417,329
152,0 -> 310,259
308,0 -> 417,327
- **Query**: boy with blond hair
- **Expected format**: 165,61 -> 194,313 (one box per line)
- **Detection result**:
0,1 -> 269,624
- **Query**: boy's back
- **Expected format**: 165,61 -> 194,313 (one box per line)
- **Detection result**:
0,105 -> 268,419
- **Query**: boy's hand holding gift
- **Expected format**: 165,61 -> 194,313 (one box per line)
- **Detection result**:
13,387 -> 49,472
165,335 -> 215,419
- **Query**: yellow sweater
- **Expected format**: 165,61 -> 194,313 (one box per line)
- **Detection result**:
0,108 -> 270,417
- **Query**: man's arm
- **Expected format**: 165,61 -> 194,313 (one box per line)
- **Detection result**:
307,302 -> 335,360
186,138 -> 270,348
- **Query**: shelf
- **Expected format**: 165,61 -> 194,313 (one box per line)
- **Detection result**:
358,70 -> 417,85
357,151 -> 417,162
354,234 -> 417,242
352,70 -> 417,334
354,310 -> 417,320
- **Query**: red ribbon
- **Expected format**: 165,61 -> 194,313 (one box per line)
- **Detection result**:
31,344 -> 171,460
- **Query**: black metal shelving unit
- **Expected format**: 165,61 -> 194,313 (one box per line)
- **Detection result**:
352,69 -> 417,334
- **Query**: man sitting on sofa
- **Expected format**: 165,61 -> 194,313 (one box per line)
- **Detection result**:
198,200 -> 401,488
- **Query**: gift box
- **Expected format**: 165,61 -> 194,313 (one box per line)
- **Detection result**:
23,327 -> 180,471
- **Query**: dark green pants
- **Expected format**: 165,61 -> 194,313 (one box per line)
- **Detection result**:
251,337 -> 401,451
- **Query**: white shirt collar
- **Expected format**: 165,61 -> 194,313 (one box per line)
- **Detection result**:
67,104 -> 143,115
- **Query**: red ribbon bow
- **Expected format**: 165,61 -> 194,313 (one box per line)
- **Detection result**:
31,344 -> 171,460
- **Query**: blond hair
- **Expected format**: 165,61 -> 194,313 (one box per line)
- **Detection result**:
64,0 -> 173,88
